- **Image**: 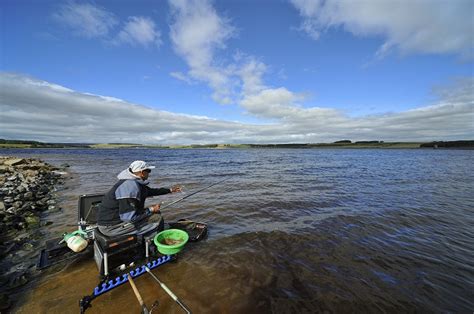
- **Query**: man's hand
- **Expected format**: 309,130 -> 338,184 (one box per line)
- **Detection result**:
149,203 -> 161,214
170,185 -> 182,193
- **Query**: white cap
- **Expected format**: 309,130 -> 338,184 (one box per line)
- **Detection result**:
129,160 -> 156,172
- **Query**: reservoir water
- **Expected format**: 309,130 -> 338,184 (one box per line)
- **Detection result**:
4,148 -> 474,313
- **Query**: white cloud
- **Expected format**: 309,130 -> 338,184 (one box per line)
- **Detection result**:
53,2 -> 162,50
241,87 -> 305,119
233,54 -> 315,123
169,0 -> 237,104
115,16 -> 162,48
235,56 -> 268,96
53,1 -> 118,38
167,0 -> 309,118
0,73 -> 472,144
0,73 -> 246,144
170,71 -> 194,84
290,0 -> 474,59
46,0 -> 473,144
167,0 -> 314,121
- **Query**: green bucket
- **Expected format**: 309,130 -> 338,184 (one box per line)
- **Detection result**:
154,229 -> 189,255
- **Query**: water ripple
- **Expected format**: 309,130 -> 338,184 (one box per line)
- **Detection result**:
6,148 -> 474,313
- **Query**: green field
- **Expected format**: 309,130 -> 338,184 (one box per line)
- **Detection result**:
1,139 -> 473,150
89,143 -> 144,149
0,143 -> 33,148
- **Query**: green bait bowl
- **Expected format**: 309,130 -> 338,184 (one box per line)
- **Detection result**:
154,229 -> 189,255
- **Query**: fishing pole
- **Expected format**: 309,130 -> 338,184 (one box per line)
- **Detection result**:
73,177 -> 231,228
145,266 -> 192,314
159,177 -> 230,210
128,274 -> 150,314
121,177 -> 230,229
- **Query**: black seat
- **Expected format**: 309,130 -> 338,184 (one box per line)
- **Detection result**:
94,228 -> 137,250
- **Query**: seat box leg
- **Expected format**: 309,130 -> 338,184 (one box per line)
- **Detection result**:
93,240 -> 106,276
104,253 -> 109,276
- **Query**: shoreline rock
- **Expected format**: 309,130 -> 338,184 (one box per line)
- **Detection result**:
0,156 -> 66,310
0,157 -> 63,233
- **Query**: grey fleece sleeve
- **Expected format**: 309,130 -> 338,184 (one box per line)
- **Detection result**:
118,198 -> 152,223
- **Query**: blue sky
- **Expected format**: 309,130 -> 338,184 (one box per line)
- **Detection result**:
1,0 -> 473,144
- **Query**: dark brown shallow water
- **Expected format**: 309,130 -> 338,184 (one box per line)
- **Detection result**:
3,148 -> 473,313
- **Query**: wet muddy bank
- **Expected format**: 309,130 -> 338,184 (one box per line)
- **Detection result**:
0,156 -> 69,311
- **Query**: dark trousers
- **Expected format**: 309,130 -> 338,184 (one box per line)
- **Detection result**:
98,215 -> 164,237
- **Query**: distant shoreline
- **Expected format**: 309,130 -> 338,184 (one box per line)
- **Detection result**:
1,139 -> 473,149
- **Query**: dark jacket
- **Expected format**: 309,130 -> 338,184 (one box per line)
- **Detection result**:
97,169 -> 171,226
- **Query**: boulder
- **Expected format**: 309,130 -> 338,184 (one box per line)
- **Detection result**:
25,216 -> 40,228
8,273 -> 28,289
6,207 -> 17,215
4,158 -> 26,166
22,242 -> 34,250
23,192 -> 34,201
23,170 -> 39,178
6,175 -> 17,181
12,201 -> 23,209
3,197 -> 14,204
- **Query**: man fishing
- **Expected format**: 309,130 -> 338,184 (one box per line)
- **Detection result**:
97,160 -> 181,237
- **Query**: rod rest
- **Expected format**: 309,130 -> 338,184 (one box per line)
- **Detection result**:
93,255 -> 173,296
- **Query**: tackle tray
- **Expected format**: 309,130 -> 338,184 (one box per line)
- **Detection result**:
37,237 -> 93,269
167,219 -> 208,242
